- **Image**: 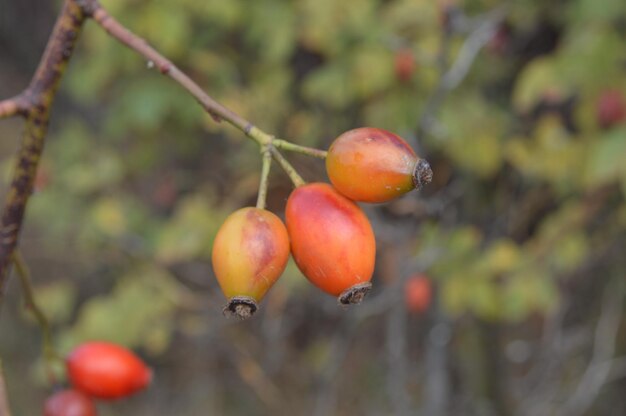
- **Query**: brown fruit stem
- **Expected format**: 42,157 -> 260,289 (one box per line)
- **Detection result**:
223,296 -> 258,320
412,158 -> 433,190
338,282 -> 373,305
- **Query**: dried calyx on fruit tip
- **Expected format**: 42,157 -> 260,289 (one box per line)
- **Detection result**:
223,296 -> 258,320
413,158 -> 433,190
338,282 -> 372,305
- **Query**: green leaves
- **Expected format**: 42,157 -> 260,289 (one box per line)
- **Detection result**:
155,194 -> 227,264
585,127 -> 626,188
59,265 -> 182,355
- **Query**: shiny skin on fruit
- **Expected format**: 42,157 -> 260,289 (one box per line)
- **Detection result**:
44,389 -> 97,416
212,207 -> 290,302
286,183 -> 376,296
66,341 -> 152,400
326,127 -> 419,203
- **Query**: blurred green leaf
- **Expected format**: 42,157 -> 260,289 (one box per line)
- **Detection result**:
155,194 -> 226,264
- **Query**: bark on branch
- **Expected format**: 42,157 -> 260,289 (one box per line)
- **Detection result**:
0,0 -> 87,293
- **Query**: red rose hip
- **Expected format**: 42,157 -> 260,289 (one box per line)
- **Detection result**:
394,49 -> 416,83
286,183 -> 376,304
326,127 -> 432,203
44,389 -> 97,416
596,89 -> 625,129
405,274 -> 432,314
212,207 -> 290,319
66,341 -> 151,400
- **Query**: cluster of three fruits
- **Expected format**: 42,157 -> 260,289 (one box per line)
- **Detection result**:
212,128 -> 432,318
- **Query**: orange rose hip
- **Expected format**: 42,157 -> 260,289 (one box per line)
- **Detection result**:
212,207 -> 290,319
286,183 -> 376,304
326,127 -> 432,203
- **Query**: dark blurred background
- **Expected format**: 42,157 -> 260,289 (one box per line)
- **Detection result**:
1,0 -> 625,415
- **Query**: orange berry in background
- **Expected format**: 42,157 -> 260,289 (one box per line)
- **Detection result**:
405,274 -> 432,314
66,341 -> 152,400
286,183 -> 375,304
44,389 -> 97,416
326,127 -> 432,203
212,207 -> 290,319
394,48 -> 416,83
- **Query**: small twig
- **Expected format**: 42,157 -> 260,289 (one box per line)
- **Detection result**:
556,280 -> 624,416
269,148 -> 305,188
417,6 -> 507,139
312,321 -> 359,416
0,357 -> 11,416
0,94 -> 29,119
256,147 -> 273,210
12,251 -> 61,384
274,140 -> 328,159
386,286 -> 411,415
88,4 -> 252,133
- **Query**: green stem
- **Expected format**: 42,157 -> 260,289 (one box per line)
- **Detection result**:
246,126 -> 273,147
256,148 -> 272,210
12,252 -> 61,384
270,148 -> 305,188
274,140 -> 328,159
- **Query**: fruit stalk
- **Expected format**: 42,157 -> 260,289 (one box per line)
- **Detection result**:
256,148 -> 273,210
270,147 -> 306,187
273,140 -> 328,159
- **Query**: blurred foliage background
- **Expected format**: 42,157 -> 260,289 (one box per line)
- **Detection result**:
1,0 -> 625,414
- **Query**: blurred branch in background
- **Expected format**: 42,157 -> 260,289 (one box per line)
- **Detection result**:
0,358 -> 10,416
417,5 -> 509,140
558,279 -> 624,416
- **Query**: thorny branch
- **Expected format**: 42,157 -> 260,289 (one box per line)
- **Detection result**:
0,0 -> 87,296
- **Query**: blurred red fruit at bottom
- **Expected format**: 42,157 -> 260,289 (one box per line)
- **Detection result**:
44,389 -> 97,416
405,274 -> 432,314
66,341 -> 152,400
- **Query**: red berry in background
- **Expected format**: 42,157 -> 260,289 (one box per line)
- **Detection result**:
405,274 -> 432,314
286,183 -> 375,304
596,89 -> 625,129
394,49 -> 416,83
66,341 -> 152,400
326,127 -> 432,203
486,22 -> 512,56
212,207 -> 290,319
44,389 -> 97,416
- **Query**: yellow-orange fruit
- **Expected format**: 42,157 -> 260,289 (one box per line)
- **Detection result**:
326,127 -> 432,203
285,183 -> 375,304
212,207 -> 290,318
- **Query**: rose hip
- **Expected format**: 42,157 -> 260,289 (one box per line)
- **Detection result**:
326,127 -> 432,203
286,183 -> 376,304
212,207 -> 290,319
